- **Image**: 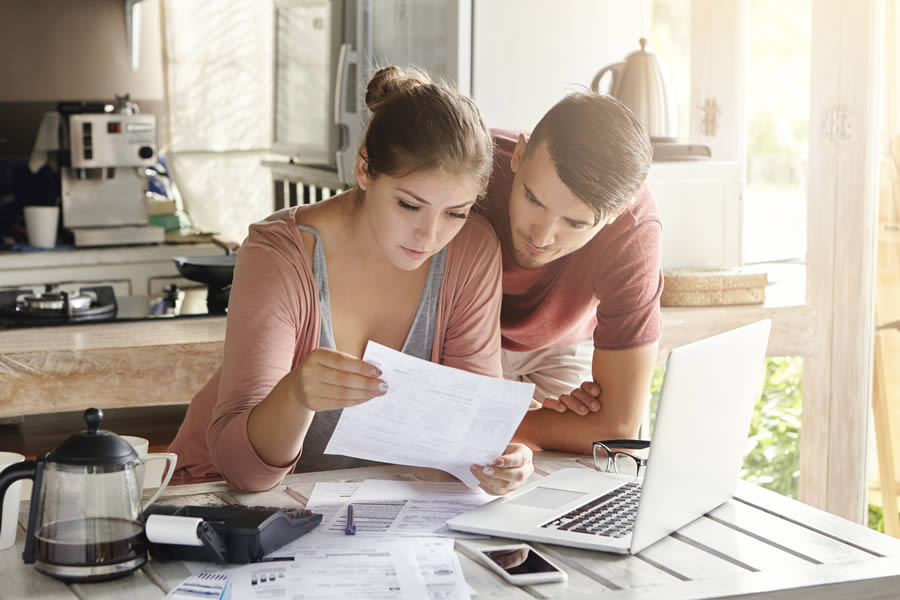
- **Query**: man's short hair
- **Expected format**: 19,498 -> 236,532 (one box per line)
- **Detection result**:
526,92 -> 652,222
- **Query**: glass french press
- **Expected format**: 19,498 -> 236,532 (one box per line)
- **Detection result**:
0,407 -> 172,582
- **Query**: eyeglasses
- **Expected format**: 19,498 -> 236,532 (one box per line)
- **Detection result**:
592,439 -> 650,477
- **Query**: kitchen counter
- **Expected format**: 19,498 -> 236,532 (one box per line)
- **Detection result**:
0,317 -> 225,419
0,263 -> 814,419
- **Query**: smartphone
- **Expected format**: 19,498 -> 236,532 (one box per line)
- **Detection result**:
477,544 -> 567,585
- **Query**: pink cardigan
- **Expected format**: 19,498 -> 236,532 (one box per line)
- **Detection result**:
169,207 -> 503,491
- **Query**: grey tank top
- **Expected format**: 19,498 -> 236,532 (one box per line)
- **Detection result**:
293,224 -> 446,472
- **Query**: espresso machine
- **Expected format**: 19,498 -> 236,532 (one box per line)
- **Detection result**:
59,99 -> 163,246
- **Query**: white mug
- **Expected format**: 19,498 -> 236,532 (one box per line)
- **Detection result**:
0,451 -> 26,551
23,205 -> 59,249
119,435 -> 177,509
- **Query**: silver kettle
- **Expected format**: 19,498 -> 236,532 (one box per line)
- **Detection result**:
591,38 -> 677,142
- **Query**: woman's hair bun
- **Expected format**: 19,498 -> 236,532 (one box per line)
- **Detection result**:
365,66 -> 432,114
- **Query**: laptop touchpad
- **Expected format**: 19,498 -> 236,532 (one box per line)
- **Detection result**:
508,486 -> 586,509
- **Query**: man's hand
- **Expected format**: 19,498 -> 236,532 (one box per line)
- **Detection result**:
294,348 -> 387,412
541,380 -> 603,415
470,443 -> 534,495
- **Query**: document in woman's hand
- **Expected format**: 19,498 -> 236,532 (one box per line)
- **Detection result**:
324,342 -> 535,487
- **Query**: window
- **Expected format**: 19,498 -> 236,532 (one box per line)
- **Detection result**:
651,0 -> 691,144
652,0 -> 811,266
743,0 -> 811,264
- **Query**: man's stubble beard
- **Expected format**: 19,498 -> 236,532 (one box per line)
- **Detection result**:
510,240 -> 556,270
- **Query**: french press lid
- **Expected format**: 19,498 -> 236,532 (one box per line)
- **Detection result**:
47,407 -> 139,466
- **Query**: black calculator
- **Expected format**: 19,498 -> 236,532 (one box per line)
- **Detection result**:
145,504 -> 322,564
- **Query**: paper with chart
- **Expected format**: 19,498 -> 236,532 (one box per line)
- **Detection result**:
324,342 -> 534,487
291,479 -> 492,538
290,481 -> 361,530
227,537 -> 469,600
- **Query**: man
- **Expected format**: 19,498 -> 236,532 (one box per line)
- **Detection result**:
477,92 -> 662,455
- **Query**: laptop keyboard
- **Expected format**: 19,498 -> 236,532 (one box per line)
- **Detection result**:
540,482 -> 642,538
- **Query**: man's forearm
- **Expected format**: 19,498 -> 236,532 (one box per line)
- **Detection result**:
514,408 -> 640,455
515,342 -> 658,454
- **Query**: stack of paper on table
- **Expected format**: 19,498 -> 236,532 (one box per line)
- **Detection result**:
173,538 -> 468,600
289,479 -> 494,538
230,537 -> 466,600
171,480 -> 485,599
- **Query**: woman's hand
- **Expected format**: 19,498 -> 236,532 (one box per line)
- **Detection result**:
294,348 -> 388,412
471,442 -> 534,495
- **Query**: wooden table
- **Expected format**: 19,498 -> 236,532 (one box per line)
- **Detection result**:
5,453 -> 900,599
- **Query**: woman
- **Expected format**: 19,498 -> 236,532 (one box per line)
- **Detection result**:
169,66 -> 533,495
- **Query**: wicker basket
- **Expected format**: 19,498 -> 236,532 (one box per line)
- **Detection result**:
661,268 -> 768,307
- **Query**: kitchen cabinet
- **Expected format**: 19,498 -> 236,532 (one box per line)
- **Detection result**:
0,243 -> 225,295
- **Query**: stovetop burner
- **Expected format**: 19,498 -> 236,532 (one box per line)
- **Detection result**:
1,285 -> 117,321
21,292 -> 91,311
0,284 -> 221,330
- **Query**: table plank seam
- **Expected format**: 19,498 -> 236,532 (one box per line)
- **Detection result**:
69,586 -> 90,600
735,481 -> 900,556
594,560 -> 900,600
704,513 -> 824,564
138,566 -> 173,595
521,584 -> 553,599
733,495 -> 888,558
669,531 -> 763,573
219,491 -> 241,505
532,466 -> 555,477
283,486 -> 308,506
634,552 -> 692,582
141,563 -> 172,594
529,542 -> 622,591
154,485 -> 227,498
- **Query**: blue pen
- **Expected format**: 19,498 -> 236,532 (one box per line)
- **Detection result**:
345,503 -> 356,535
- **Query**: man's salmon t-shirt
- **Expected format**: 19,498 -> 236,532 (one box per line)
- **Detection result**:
479,129 -> 663,352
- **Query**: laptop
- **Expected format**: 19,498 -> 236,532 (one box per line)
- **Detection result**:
447,320 -> 771,554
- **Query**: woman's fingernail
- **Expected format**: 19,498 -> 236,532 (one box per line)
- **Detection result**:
482,466 -> 495,476
378,382 -> 388,393
494,458 -> 505,467
373,368 -> 382,377
470,464 -> 480,473
591,401 -> 601,411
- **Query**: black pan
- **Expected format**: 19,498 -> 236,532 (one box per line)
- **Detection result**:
173,254 -> 236,287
